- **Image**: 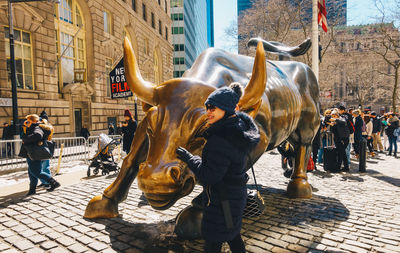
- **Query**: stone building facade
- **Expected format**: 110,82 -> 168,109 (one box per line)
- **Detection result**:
319,24 -> 399,113
0,0 -> 172,137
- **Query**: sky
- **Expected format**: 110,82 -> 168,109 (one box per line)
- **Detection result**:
213,0 -> 397,52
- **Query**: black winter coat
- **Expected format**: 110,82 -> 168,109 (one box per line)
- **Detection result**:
122,119 -> 137,153
331,116 -> 350,140
19,123 -> 44,159
354,116 -> 364,140
186,112 -> 260,242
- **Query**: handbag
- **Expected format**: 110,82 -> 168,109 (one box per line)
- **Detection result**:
243,155 -> 265,218
25,140 -> 55,160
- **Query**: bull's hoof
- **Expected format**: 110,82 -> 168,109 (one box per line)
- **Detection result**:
175,205 -> 203,240
84,194 -> 119,219
287,177 -> 312,198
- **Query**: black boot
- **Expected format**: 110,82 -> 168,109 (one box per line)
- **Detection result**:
26,187 -> 36,196
47,178 -> 60,192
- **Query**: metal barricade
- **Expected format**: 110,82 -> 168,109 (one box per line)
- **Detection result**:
0,135 -> 123,174
0,139 -> 26,174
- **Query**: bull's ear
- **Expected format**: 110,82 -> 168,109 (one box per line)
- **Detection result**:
238,41 -> 266,118
142,102 -> 153,113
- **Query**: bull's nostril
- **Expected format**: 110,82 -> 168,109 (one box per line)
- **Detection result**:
169,167 -> 181,183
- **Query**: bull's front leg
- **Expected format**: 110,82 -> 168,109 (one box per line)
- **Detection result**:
84,121 -> 148,218
287,144 -> 312,198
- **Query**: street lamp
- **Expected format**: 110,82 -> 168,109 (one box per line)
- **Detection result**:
7,0 -> 60,137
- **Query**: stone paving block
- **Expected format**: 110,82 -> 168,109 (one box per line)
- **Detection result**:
27,222 -> 45,230
0,242 -> 11,251
375,237 -> 399,246
271,246 -> 292,253
13,239 -> 35,251
67,243 -> 88,253
4,235 -> 23,245
2,220 -> 19,228
46,232 -> 63,240
0,229 -> 15,238
36,226 -> 53,235
246,244 -> 266,253
55,236 -> 76,247
111,241 -> 130,251
319,238 -> 338,247
375,247 -> 399,253
331,231 -> 357,241
63,230 -> 83,238
40,241 -> 58,250
48,247 -> 70,253
73,225 -> 92,234
87,241 -> 109,251
287,244 -> 308,253
11,224 -> 29,233
2,248 -> 20,253
28,234 -> 47,244
53,225 -> 68,233
75,235 -> 93,245
19,229 -> 37,238
288,231 -> 314,241
25,247 -> 45,253
339,243 -> 368,253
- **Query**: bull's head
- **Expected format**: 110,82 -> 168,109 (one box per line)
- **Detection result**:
123,37 -> 266,210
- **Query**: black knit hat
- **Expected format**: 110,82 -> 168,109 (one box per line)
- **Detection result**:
205,83 -> 243,115
39,110 -> 48,120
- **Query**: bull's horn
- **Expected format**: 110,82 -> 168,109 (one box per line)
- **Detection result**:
238,41 -> 266,111
124,37 -> 157,105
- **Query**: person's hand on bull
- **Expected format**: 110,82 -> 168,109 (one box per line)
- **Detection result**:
176,147 -> 193,163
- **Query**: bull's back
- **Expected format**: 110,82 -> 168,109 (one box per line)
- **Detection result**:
186,48 -> 318,149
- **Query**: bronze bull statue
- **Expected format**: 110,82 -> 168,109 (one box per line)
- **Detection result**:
84,38 -> 320,224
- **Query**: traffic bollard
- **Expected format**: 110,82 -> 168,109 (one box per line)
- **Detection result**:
359,138 -> 367,172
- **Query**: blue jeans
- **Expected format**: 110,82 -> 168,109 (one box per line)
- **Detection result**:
317,138 -> 327,163
388,136 -> 398,154
27,158 -> 51,189
346,143 -> 351,164
39,160 -> 51,184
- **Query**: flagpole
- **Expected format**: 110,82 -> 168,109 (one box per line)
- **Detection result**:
312,0 -> 319,82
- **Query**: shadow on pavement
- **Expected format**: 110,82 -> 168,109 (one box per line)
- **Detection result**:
87,185 -> 350,252
367,169 -> 400,187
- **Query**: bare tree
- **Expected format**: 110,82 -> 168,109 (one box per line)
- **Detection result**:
368,0 -> 400,113
234,0 -> 344,66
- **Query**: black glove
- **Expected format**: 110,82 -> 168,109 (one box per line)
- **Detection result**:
176,147 -> 193,163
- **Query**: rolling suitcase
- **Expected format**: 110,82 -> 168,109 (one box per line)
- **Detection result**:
322,131 -> 338,172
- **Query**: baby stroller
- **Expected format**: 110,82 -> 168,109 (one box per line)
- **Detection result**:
87,133 -> 121,177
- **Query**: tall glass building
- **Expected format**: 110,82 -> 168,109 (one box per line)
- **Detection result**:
171,0 -> 214,78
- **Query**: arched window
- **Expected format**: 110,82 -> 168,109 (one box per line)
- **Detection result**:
153,49 -> 162,84
54,0 -> 86,92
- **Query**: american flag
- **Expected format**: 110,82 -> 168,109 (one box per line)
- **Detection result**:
318,0 -> 328,32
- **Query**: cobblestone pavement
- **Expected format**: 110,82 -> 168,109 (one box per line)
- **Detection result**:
1,151 -> 400,253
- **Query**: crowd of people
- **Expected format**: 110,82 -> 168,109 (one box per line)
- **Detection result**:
312,105 -> 399,173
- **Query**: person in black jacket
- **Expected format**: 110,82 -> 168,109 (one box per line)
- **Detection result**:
352,109 -> 364,158
176,83 -> 260,253
122,109 -> 137,154
328,109 -> 350,172
80,126 -> 90,140
21,114 -> 60,195
386,113 -> 399,157
2,122 -> 14,157
370,111 -> 384,153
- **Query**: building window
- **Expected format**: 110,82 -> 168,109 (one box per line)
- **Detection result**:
4,28 -> 34,90
165,27 -> 168,40
171,13 -> 183,21
171,0 -> 183,7
159,20 -> 162,35
105,58 -> 113,97
132,0 -> 136,11
103,10 -> 112,34
173,57 -> 184,65
174,44 -> 184,51
173,71 -> 184,78
54,0 -> 87,91
165,0 -> 168,13
144,38 -> 149,55
158,0 -> 161,5
151,12 -> 155,28
172,27 -> 184,34
142,3 -> 147,21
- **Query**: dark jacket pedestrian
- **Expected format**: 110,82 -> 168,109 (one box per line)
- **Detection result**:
2,123 -> 14,140
21,114 -> 60,195
80,126 -> 90,140
176,83 -> 260,253
122,110 -> 137,153
108,125 -> 115,135
330,110 -> 349,171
